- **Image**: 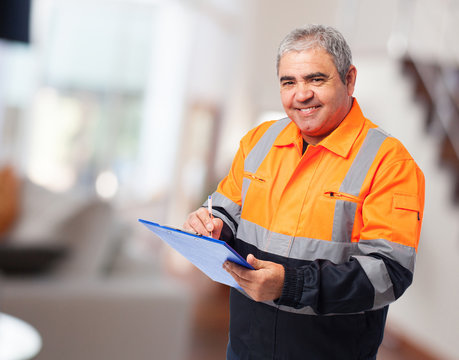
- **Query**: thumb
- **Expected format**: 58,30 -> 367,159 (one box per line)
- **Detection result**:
247,254 -> 264,269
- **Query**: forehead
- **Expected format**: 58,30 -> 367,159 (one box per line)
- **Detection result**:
278,48 -> 337,75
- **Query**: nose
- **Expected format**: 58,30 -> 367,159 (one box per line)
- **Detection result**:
295,83 -> 313,102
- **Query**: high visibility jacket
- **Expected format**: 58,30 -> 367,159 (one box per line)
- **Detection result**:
206,99 -> 425,359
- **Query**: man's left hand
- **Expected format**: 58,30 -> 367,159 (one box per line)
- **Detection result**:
223,254 -> 285,302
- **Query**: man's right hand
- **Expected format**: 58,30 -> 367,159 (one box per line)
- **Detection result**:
183,207 -> 223,239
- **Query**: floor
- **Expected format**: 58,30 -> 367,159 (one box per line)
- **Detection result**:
184,276 -> 441,360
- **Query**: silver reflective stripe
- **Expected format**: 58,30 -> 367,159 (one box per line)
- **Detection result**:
241,177 -> 250,209
236,224 -> 414,313
204,191 -> 241,236
237,219 -> 292,256
242,118 -> 290,207
236,218 -> 269,251
273,303 -> 318,315
244,118 -> 291,173
358,238 -> 416,272
272,303 -> 363,316
340,128 -> 389,196
330,128 -> 399,309
331,201 -> 358,243
238,221 -> 416,272
353,255 -> 396,308
238,219 -> 360,264
331,128 -> 388,243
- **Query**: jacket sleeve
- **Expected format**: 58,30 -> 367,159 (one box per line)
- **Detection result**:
202,141 -> 245,243
277,158 -> 425,314
277,253 -> 412,314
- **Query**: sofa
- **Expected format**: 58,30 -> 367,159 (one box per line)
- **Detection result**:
0,180 -> 191,360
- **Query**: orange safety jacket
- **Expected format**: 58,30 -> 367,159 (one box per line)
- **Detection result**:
206,99 -> 425,359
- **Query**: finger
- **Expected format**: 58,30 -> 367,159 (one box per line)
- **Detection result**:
184,212 -> 209,235
196,207 -> 214,233
246,254 -> 264,269
230,274 -> 254,290
248,254 -> 271,271
224,264 -> 264,296
182,222 -> 193,231
224,261 -> 254,282
183,222 -> 201,234
224,265 -> 253,288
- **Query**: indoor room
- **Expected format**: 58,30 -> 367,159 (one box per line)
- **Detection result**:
0,0 -> 458,359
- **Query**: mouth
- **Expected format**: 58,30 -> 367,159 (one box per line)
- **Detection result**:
296,105 -> 321,114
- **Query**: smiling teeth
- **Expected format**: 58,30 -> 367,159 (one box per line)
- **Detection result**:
300,106 -> 319,111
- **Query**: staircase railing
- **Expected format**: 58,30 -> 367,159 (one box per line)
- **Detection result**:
402,55 -> 459,201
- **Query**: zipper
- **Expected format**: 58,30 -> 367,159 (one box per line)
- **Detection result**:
324,191 -> 362,203
244,172 -> 266,183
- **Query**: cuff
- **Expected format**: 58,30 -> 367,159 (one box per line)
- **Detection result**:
275,266 -> 302,308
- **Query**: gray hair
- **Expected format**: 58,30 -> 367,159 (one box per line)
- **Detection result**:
276,24 -> 352,84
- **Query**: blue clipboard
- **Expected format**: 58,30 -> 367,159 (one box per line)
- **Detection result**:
138,219 -> 254,289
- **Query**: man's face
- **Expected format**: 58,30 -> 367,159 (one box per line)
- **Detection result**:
278,48 -> 356,145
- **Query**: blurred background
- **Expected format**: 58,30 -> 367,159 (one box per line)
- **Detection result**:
0,0 -> 458,359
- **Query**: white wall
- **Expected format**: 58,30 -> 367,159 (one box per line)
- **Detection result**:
355,57 -> 459,360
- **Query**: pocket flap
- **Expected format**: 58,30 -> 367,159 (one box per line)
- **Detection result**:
393,193 -> 420,211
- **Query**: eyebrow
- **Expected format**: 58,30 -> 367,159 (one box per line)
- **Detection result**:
303,72 -> 329,80
279,76 -> 295,83
279,72 -> 329,83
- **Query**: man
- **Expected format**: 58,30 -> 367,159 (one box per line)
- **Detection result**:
184,24 -> 425,360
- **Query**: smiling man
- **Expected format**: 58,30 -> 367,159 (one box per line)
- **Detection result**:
184,25 -> 425,360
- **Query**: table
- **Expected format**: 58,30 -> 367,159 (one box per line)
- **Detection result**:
0,313 -> 42,360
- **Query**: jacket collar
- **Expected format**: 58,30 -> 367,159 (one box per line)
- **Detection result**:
274,99 -> 366,158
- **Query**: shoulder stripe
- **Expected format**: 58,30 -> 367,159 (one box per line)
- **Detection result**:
244,118 -> 291,173
340,127 -> 389,196
242,118 -> 290,207
331,128 -> 388,243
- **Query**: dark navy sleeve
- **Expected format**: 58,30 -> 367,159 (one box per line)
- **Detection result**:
276,254 -> 412,314
212,206 -> 236,247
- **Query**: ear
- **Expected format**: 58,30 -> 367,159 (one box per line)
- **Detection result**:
345,65 -> 357,96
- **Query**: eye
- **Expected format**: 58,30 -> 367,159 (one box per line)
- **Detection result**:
311,77 -> 325,83
281,80 -> 295,87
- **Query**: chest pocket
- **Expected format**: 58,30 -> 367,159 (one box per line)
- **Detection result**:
243,171 -> 267,183
323,191 -> 363,203
241,170 -> 273,219
323,189 -> 364,243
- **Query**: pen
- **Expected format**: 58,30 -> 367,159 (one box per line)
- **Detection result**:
208,195 -> 213,237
